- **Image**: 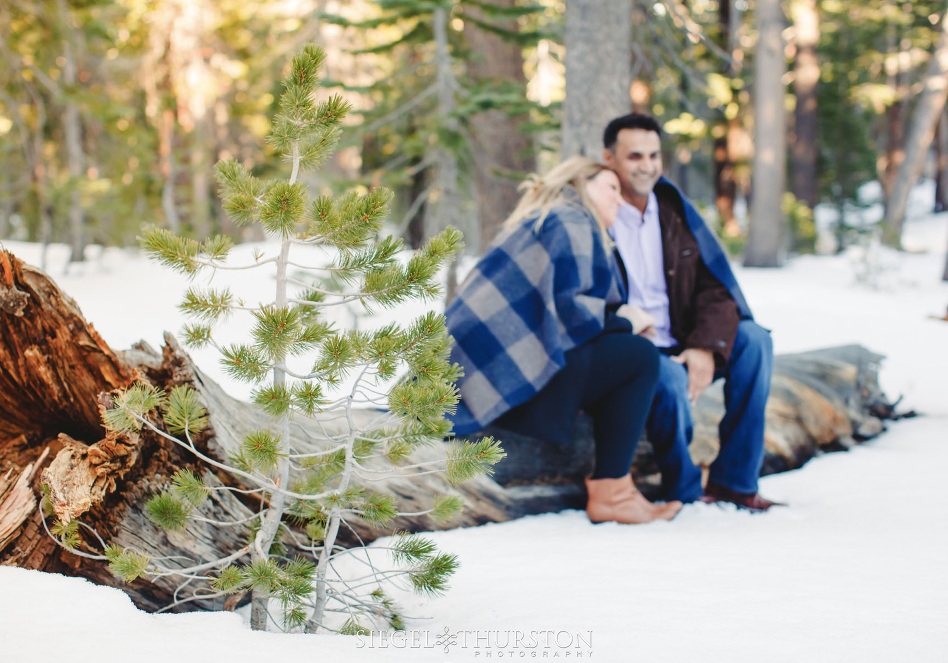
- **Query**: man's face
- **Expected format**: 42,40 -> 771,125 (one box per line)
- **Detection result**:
603,128 -> 663,210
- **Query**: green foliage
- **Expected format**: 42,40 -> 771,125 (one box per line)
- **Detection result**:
445,437 -> 506,485
180,288 -> 234,323
200,235 -> 235,262
181,323 -> 214,349
340,618 -> 373,636
408,551 -> 459,597
261,182 -> 307,236
322,1 -> 542,250
164,386 -> 208,437
50,519 -> 81,549
307,188 -> 393,247
245,558 -> 282,593
430,494 -> 464,524
784,193 -> 816,254
105,546 -> 152,583
389,379 -> 459,432
358,492 -> 399,526
39,483 -> 54,517
304,520 -> 326,542
220,344 -> 270,382
145,493 -> 191,531
89,42 -> 500,635
718,232 -> 747,261
252,306 -> 302,363
252,384 -> 293,417
216,160 -> 268,226
391,532 -> 438,564
171,469 -> 210,509
371,588 -> 406,631
140,227 -> 202,276
240,430 -> 284,473
212,565 -> 249,594
102,383 -> 163,433
291,381 -> 325,415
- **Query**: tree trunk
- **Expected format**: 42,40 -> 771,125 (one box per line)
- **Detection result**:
403,161 -> 427,250
430,8 -> 463,301
0,249 -> 513,612
881,20 -> 910,202
934,110 -> 948,212
464,0 -> 536,254
57,0 -> 86,266
790,0 -> 820,209
177,1 -> 213,238
883,2 -> 948,248
0,186 -> 11,239
943,229 -> 948,281
27,91 -> 53,271
745,0 -> 786,267
487,345 -> 897,505
713,0 -> 742,237
562,0 -> 632,158
143,3 -> 181,233
0,250 -> 901,612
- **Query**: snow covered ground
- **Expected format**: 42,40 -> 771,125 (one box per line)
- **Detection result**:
2,212 -> 947,662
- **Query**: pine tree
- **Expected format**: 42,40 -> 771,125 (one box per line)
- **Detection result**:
49,44 -> 504,634
322,0 -> 545,255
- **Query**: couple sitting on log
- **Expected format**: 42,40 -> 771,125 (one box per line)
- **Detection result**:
446,113 -> 781,525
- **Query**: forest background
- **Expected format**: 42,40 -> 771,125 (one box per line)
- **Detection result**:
2,0 -> 948,279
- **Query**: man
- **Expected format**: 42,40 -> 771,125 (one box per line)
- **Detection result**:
602,112 -> 782,512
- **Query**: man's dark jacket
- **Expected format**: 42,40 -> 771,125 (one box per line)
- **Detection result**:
644,177 -> 753,366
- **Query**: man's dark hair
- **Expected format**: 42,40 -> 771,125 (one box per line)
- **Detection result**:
603,113 -> 662,151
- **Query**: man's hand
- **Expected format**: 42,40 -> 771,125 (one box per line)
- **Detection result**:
671,348 -> 715,404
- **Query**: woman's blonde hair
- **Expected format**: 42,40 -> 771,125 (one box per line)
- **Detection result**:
502,156 -> 614,240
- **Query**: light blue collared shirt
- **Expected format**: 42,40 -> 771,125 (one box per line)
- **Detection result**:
609,193 -> 676,348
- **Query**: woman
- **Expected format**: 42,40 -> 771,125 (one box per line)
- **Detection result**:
446,157 -> 681,524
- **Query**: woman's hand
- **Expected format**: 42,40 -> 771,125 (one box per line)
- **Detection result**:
616,304 -> 657,338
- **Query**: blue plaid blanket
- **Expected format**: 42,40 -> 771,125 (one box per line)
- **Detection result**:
447,198 -> 624,435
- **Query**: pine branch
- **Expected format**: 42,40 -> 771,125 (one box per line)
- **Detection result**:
445,437 -> 506,485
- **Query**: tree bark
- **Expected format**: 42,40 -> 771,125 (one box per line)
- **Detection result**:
0,250 -> 901,612
562,0 -> 632,158
143,3 -> 181,233
881,12 -> 912,203
430,7 -> 463,301
943,222 -> 948,281
0,249 -> 513,612
487,345 -> 895,504
713,0 -> 742,237
883,2 -> 948,247
57,0 -> 87,266
464,0 -> 536,253
934,110 -> 948,212
745,0 -> 786,267
177,1 -> 214,239
790,0 -> 820,209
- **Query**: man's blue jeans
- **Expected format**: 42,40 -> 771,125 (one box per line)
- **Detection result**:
647,321 -> 773,502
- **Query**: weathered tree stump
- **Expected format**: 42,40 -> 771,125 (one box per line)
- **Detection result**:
0,250 -> 514,611
0,249 -> 900,612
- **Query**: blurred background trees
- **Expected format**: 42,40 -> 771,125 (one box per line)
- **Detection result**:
2,0 -> 947,277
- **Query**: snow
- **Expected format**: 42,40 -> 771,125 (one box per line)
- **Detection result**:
2,211 -> 947,662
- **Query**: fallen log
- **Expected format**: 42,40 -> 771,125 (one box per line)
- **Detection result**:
0,250 -> 514,611
484,344 -> 894,512
0,249 -> 900,612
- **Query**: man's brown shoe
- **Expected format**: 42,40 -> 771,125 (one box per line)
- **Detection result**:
702,482 -> 786,513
